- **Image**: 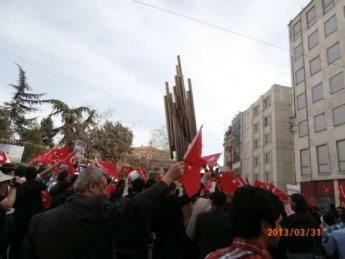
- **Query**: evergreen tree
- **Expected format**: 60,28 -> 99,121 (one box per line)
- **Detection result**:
0,107 -> 11,139
40,116 -> 58,147
4,64 -> 46,137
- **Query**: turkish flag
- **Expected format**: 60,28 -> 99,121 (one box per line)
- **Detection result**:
303,193 -> 320,208
220,172 -> 245,193
180,164 -> 201,197
201,153 -> 221,167
41,190 -> 51,209
65,152 -> 76,175
121,166 -> 135,174
32,152 -> 52,164
339,183 -> 345,203
96,161 -> 118,178
181,127 -> 203,197
51,146 -> 70,162
235,175 -> 248,186
0,151 -> 8,164
254,180 -> 271,190
106,183 -> 116,198
269,183 -> 289,202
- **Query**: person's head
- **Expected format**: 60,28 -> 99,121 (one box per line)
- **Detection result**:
74,168 -> 107,197
289,193 -> 309,213
210,191 -> 227,209
25,167 -> 38,180
14,165 -> 26,178
230,186 -> 284,248
0,171 -> 14,196
336,206 -> 345,217
323,212 -> 336,226
0,163 -> 15,175
57,170 -> 67,183
131,178 -> 145,194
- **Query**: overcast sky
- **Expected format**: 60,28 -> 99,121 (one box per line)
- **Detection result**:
0,0 -> 310,163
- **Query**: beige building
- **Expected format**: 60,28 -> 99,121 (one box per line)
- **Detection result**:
241,85 -> 295,191
289,0 -> 345,206
223,126 -> 233,170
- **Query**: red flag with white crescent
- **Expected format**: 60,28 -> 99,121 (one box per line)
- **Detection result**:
65,152 -> 76,175
220,172 -> 244,193
254,180 -> 271,190
51,146 -> 70,162
269,183 -> 289,202
201,153 -> 221,167
121,166 -> 135,174
96,161 -> 118,178
0,151 -> 8,164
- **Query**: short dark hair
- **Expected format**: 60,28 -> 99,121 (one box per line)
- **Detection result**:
323,212 -> 336,226
290,193 -> 309,213
131,178 -> 145,193
210,191 -> 226,207
230,186 -> 283,239
25,167 -> 38,180
0,163 -> 15,174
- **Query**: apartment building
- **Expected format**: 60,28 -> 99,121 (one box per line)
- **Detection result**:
289,0 -> 345,206
242,85 -> 295,192
223,126 -> 233,169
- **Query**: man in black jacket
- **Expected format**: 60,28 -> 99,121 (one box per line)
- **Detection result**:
25,162 -> 184,259
194,191 -> 232,258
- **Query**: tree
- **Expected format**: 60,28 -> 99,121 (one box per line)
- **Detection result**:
148,126 -> 169,151
49,99 -> 96,149
39,116 -> 58,147
4,64 -> 46,137
86,121 -> 133,162
20,126 -> 46,162
0,107 -> 11,139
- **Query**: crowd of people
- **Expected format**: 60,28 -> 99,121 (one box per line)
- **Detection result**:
1,158 -> 345,259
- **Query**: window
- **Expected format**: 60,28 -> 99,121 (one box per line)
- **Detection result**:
264,115 -> 270,127
310,56 -> 321,75
295,67 -> 305,85
330,72 -> 344,94
254,156 -> 259,168
263,96 -> 271,109
253,105 -> 259,117
317,144 -> 330,174
333,104 -> 345,126
254,123 -> 259,133
323,0 -> 334,14
297,93 -> 306,110
300,149 -> 310,175
307,6 -> 317,28
254,139 -> 259,149
337,140 -> 345,171
265,152 -> 271,164
264,172 -> 270,183
308,30 -> 319,50
314,113 -> 327,132
264,133 -> 271,145
294,44 -> 303,61
298,120 -> 308,137
324,15 -> 337,37
327,42 -> 340,64
312,83 -> 323,102
293,21 -> 301,41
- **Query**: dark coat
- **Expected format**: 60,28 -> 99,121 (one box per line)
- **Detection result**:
25,181 -> 169,259
150,194 -> 192,259
285,212 -> 320,254
194,208 -> 232,258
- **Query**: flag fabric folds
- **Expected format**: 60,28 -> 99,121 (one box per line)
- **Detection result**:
201,153 -> 221,167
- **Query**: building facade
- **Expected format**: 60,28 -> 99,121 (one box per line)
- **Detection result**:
223,126 -> 233,170
231,113 -> 243,175
242,85 -> 295,192
289,0 -> 345,206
